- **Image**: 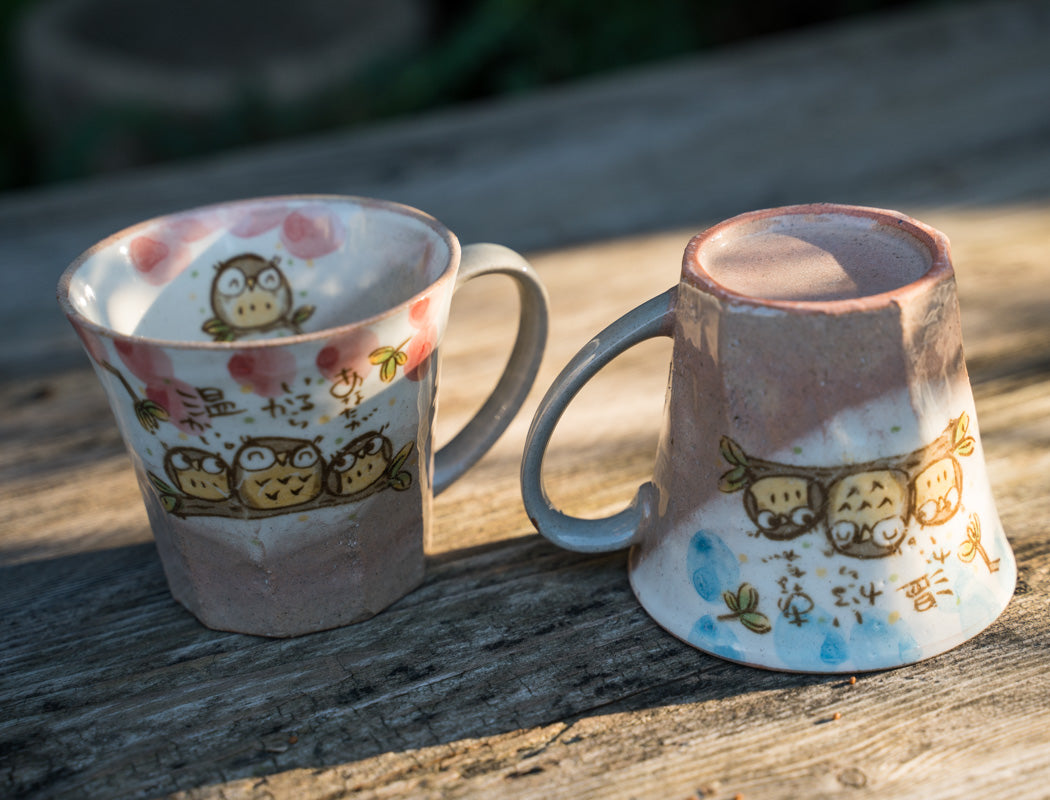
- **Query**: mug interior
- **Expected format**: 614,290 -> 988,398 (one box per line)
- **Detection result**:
690,205 -> 939,304
61,196 -> 455,343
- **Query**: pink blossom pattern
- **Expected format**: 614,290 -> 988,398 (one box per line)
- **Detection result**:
404,296 -> 439,382
280,205 -> 346,260
316,327 -> 379,382
128,233 -> 193,286
144,377 -> 205,434
227,347 -> 298,398
229,204 -> 289,238
115,339 -> 175,382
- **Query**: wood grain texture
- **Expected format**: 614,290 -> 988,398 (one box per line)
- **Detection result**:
3,1 -> 1050,798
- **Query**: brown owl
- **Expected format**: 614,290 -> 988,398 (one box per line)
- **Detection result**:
911,456 -> 963,526
164,447 -> 232,502
203,253 -> 312,341
326,431 -> 393,499
233,437 -> 324,511
744,474 -> 824,540
826,469 -> 910,558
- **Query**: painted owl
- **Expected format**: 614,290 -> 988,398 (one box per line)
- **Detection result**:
326,431 -> 392,498
233,437 -> 324,511
826,469 -> 910,558
911,456 -> 962,526
164,447 -> 232,502
204,253 -> 298,340
744,474 -> 824,540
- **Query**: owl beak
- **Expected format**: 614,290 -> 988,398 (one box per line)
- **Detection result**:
246,276 -> 257,289
276,453 -> 288,465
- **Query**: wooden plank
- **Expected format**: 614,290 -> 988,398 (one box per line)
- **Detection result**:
3,204 -> 1049,799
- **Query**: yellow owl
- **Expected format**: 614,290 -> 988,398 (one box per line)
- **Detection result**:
164,447 -> 232,502
912,456 -> 963,526
233,437 -> 324,511
209,254 -> 293,336
826,469 -> 910,558
744,474 -> 823,540
326,431 -> 392,498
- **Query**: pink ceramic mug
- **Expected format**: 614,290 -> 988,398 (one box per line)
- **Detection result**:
522,204 -> 1015,672
59,195 -> 548,637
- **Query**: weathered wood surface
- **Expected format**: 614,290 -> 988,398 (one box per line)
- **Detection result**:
2,1 -> 1050,798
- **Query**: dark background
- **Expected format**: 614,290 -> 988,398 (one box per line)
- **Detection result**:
2,0 -> 938,192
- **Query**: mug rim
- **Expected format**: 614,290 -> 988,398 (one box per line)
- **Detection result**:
56,193 -> 462,350
683,203 -> 953,314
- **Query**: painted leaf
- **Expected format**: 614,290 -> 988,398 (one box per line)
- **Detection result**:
737,583 -> 759,613
380,358 -> 398,383
718,465 -> 748,493
954,412 -> 970,445
369,346 -> 396,365
161,495 -> 179,512
202,318 -> 234,342
148,471 -> 178,496
722,590 -> 740,613
719,436 -> 748,467
954,437 -> 975,457
740,611 -> 772,634
291,305 -> 316,326
140,399 -> 170,421
388,442 -> 414,475
134,400 -> 167,432
389,472 -> 412,491
394,351 -> 408,366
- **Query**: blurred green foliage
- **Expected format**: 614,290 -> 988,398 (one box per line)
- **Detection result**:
1,0 -> 925,191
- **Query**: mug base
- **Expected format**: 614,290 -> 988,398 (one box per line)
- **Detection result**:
628,542 -> 1016,674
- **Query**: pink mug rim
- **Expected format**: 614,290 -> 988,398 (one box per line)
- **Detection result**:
682,203 -> 954,315
56,194 -> 462,350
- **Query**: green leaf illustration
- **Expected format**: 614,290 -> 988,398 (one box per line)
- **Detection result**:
737,582 -> 759,613
388,442 -> 413,475
370,341 -> 411,383
718,583 -> 771,634
291,305 -> 316,327
148,471 -> 181,513
134,399 -> 169,432
389,472 -> 412,492
718,464 -> 749,493
385,442 -> 414,491
739,611 -> 772,634
719,436 -> 748,467
202,317 -> 235,342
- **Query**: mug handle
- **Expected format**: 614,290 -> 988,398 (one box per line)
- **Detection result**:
521,287 -> 677,552
433,243 -> 550,495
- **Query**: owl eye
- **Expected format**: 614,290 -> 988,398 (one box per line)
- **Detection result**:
201,456 -> 224,475
169,452 -> 191,470
239,445 -> 275,470
831,520 -> 858,546
217,267 -> 247,296
257,266 -> 282,291
791,507 -> 815,526
362,436 -> 384,456
292,446 -> 319,468
332,452 -> 357,471
755,510 -> 778,530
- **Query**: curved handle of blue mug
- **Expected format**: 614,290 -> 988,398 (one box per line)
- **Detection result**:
433,243 -> 550,496
520,287 -> 677,553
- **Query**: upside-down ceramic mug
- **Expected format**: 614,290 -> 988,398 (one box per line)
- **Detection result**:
59,195 -> 548,637
521,204 -> 1015,672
